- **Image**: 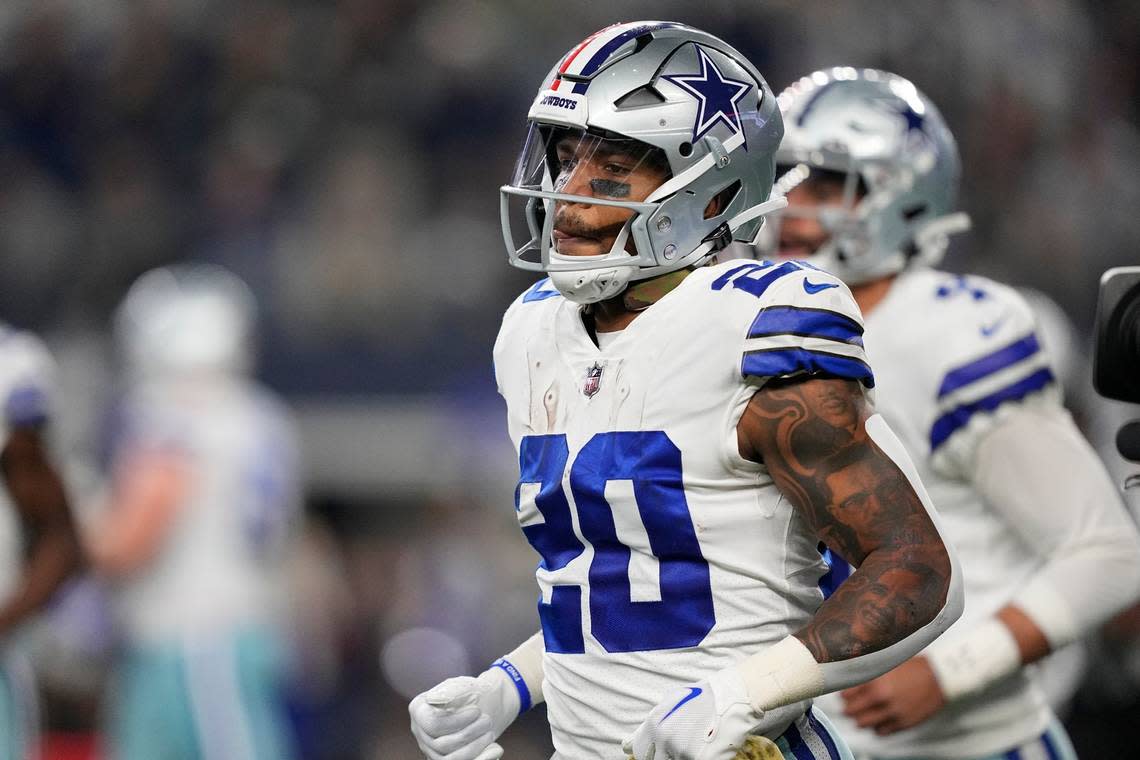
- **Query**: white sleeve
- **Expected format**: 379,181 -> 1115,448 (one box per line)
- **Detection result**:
972,407 -> 1140,648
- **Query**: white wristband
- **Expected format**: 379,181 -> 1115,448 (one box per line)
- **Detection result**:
735,635 -> 825,713
925,618 -> 1021,702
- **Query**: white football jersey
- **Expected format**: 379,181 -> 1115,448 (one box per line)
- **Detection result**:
0,325 -> 57,605
816,267 -> 1061,758
110,378 -> 300,644
494,259 -> 873,759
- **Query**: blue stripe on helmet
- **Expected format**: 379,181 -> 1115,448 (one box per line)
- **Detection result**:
748,306 -> 864,345
795,81 -> 838,127
570,22 -> 683,94
937,333 -> 1040,398
742,348 -> 875,388
930,367 -> 1054,450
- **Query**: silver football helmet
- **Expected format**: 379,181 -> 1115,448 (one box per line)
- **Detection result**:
115,263 -> 256,379
500,21 -> 786,303
758,67 -> 970,284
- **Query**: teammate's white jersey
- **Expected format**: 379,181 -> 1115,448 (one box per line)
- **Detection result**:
816,267 -> 1062,758
110,377 -> 300,644
494,259 -> 873,759
0,325 -> 57,605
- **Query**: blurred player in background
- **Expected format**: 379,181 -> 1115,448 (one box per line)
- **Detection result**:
0,323 -> 82,758
411,22 -> 964,760
87,264 -> 301,760
762,68 -> 1140,759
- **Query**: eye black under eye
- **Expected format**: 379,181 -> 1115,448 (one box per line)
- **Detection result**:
590,179 -> 631,198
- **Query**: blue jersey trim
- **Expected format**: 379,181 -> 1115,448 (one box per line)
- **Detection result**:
818,545 -> 851,600
491,658 -> 532,716
522,278 -> 560,303
782,720 -> 816,760
806,708 -> 842,759
930,367 -> 1054,451
937,333 -> 1040,398
1041,727 -> 1062,760
711,261 -> 803,299
742,348 -> 874,388
748,306 -> 864,346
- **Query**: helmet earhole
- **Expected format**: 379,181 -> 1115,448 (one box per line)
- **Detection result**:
679,142 -> 693,157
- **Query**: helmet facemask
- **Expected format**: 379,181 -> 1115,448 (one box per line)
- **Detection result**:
503,125 -> 672,298
758,159 -> 901,282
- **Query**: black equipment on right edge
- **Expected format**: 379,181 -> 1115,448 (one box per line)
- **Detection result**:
1093,266 -> 1140,462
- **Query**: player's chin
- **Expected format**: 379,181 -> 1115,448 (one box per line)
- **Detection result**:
554,236 -> 607,257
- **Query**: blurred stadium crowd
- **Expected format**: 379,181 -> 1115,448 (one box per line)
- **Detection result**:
0,1 -> 1137,758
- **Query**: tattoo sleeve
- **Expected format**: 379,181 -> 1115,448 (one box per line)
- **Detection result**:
738,377 -> 952,663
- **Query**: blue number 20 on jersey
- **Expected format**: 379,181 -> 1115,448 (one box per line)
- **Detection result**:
517,431 -> 716,654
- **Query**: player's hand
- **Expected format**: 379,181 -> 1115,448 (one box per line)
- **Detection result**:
840,655 -> 946,736
622,668 -> 763,760
409,669 -> 519,760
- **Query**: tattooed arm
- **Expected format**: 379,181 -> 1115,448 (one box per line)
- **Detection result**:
710,376 -> 962,715
623,376 -> 961,758
738,376 -> 954,663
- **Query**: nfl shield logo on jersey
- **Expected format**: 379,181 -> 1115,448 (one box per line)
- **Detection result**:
582,362 -> 605,398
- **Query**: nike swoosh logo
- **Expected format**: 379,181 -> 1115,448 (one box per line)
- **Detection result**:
980,316 -> 1007,337
803,279 -> 839,294
659,687 -> 702,724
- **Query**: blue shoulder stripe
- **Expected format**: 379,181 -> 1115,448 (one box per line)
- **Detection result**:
937,333 -> 1040,398
522,277 -> 560,303
930,367 -> 1054,450
748,306 -> 864,346
742,348 -> 874,387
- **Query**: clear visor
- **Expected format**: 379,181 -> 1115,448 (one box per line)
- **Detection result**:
500,124 -> 671,272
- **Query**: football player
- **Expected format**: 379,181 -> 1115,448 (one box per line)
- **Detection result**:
762,68 -> 1140,760
410,23 -> 963,760
88,264 -> 301,760
0,324 -> 82,759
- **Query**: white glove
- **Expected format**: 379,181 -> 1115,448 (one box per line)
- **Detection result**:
409,668 -> 520,760
623,667 -> 781,760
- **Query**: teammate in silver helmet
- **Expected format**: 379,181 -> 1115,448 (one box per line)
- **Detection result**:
411,24 -> 963,760
761,67 -> 1140,760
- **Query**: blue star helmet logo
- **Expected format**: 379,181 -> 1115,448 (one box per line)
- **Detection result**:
663,46 -> 753,149
888,100 -> 926,135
